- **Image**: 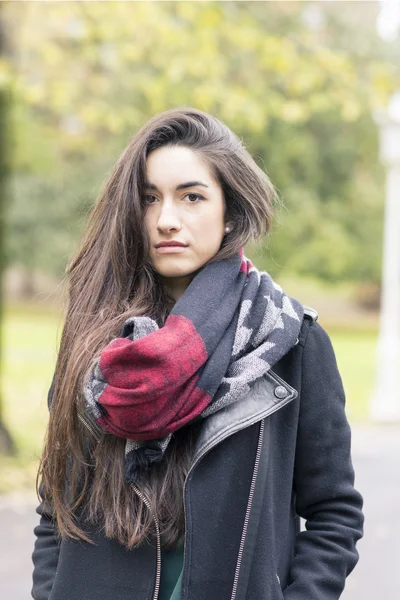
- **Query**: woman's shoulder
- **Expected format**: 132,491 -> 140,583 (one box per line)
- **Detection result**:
296,304 -> 319,348
297,305 -> 341,376
296,304 -> 340,367
303,305 -> 319,323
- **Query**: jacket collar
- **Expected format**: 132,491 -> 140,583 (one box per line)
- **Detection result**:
191,370 -> 298,466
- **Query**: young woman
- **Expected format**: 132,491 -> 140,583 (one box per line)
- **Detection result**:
31,107 -> 364,600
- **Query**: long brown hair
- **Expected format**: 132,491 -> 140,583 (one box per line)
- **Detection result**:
37,107 -> 277,549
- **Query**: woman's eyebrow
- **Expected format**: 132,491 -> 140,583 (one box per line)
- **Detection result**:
144,180 -> 209,191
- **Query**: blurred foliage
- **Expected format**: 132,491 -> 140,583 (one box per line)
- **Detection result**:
0,2 -> 15,453
2,1 -> 400,284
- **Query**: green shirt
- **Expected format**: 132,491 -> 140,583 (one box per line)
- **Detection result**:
159,545 -> 184,600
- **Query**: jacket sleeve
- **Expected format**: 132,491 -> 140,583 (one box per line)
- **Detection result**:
285,320 -> 364,600
31,373 -> 60,600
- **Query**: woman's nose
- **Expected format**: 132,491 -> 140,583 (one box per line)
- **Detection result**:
156,208 -> 182,233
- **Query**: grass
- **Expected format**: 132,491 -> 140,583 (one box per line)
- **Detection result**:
0,303 -> 63,493
0,297 -> 378,493
327,328 -> 377,422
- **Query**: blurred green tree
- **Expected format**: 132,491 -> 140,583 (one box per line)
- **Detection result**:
2,1 -> 399,286
0,5 -> 15,454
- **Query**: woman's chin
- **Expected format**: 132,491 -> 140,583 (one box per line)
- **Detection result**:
152,257 -> 204,280
158,267 -> 196,279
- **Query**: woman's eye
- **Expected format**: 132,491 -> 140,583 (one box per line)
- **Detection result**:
143,195 -> 157,204
185,193 -> 204,203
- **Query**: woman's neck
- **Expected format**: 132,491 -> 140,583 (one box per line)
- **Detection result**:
162,274 -> 193,305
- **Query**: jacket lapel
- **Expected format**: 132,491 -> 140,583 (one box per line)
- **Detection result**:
191,370 -> 298,466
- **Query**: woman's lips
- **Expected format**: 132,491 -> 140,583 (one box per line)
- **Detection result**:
155,245 -> 188,254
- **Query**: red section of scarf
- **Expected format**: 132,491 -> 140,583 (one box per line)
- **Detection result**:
96,314 -> 210,440
239,247 -> 253,274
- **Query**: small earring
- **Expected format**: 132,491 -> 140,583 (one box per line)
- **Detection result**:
224,226 -> 231,234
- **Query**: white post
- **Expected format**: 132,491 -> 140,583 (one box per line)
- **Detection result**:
370,93 -> 400,422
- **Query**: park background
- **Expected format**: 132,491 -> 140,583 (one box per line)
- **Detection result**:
0,1 -> 399,598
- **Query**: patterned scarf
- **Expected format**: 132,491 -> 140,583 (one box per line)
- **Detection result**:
83,249 -> 304,484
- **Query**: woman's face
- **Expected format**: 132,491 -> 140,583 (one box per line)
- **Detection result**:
144,145 -> 229,286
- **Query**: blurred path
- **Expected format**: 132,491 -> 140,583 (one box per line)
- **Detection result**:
1,423 -> 399,599
341,424 -> 400,599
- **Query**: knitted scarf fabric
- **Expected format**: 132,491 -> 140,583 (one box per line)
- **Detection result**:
83,249 -> 304,484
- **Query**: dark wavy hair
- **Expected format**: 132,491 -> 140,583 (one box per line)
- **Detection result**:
37,107 -> 277,549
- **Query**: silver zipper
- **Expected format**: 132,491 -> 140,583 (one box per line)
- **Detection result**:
230,419 -> 264,600
77,412 -> 101,441
276,573 -> 284,599
132,484 -> 161,600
